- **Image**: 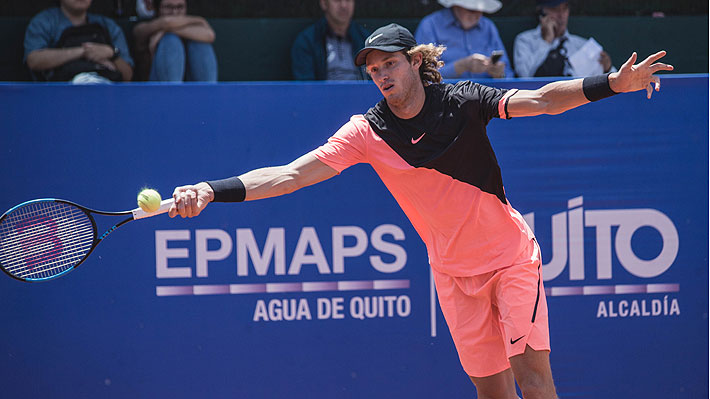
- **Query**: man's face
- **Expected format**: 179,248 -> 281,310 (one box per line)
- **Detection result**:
451,6 -> 483,30
60,0 -> 92,14
365,50 -> 421,107
160,0 -> 187,16
542,2 -> 569,36
320,0 -> 355,27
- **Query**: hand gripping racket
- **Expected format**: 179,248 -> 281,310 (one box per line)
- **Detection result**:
0,198 -> 174,282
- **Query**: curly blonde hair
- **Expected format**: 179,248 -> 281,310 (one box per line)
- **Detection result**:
406,44 -> 446,86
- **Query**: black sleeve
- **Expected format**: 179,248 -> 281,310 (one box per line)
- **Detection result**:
450,80 -> 508,122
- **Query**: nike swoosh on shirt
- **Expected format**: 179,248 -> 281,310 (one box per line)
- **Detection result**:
411,133 -> 426,144
368,33 -> 384,44
510,335 -> 525,345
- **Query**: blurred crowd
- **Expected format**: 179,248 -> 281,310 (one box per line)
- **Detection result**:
23,0 -> 617,83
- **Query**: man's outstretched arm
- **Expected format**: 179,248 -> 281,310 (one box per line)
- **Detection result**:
168,153 -> 339,218
506,51 -> 674,118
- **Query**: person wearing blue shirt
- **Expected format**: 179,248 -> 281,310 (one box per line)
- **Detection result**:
415,0 -> 513,80
24,0 -> 133,82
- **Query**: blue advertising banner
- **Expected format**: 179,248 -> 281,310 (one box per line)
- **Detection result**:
0,76 -> 707,398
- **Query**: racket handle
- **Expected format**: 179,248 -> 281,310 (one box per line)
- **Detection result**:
132,198 -> 175,220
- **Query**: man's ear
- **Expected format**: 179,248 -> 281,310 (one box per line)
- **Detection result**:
410,52 -> 423,69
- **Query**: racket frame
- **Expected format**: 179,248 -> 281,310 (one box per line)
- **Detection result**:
0,198 -> 173,282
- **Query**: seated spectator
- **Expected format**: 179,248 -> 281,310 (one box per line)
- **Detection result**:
133,0 -> 217,82
415,0 -> 513,80
291,0 -> 370,80
24,0 -> 133,83
514,0 -> 614,77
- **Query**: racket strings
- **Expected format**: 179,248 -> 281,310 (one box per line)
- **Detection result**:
0,201 -> 94,280
13,234 -> 93,279
0,204 -> 91,278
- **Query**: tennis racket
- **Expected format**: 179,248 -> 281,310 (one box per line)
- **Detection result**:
0,198 -> 174,282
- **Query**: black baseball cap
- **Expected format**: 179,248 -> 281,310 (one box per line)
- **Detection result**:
354,23 -> 417,67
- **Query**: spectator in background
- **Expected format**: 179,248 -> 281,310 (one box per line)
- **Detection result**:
291,0 -> 370,80
136,0 -> 155,19
514,0 -> 614,77
133,0 -> 217,81
415,0 -> 513,79
24,0 -> 133,83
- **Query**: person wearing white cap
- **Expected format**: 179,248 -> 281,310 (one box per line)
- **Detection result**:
415,0 -> 513,79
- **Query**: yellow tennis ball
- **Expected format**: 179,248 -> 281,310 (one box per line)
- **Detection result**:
137,188 -> 161,213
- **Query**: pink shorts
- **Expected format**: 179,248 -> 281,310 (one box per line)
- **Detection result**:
432,240 -> 550,377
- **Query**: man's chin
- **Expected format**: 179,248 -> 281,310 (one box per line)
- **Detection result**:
383,92 -> 405,107
63,3 -> 91,14
334,15 -> 353,26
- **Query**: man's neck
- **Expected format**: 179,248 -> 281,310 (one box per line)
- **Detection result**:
326,17 -> 349,37
455,17 -> 479,31
554,26 -> 568,39
60,5 -> 88,26
387,83 -> 427,120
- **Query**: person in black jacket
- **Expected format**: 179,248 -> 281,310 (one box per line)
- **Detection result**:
24,0 -> 133,82
291,0 -> 370,80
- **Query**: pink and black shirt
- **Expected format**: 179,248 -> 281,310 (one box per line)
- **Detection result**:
311,81 -> 534,277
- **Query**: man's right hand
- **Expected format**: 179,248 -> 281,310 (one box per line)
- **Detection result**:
454,53 -> 489,76
540,15 -> 557,43
169,182 -> 214,218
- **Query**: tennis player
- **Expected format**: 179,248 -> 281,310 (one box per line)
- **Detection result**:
169,24 -> 672,399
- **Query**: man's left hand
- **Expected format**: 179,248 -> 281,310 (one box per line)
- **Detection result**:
608,51 -> 674,99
